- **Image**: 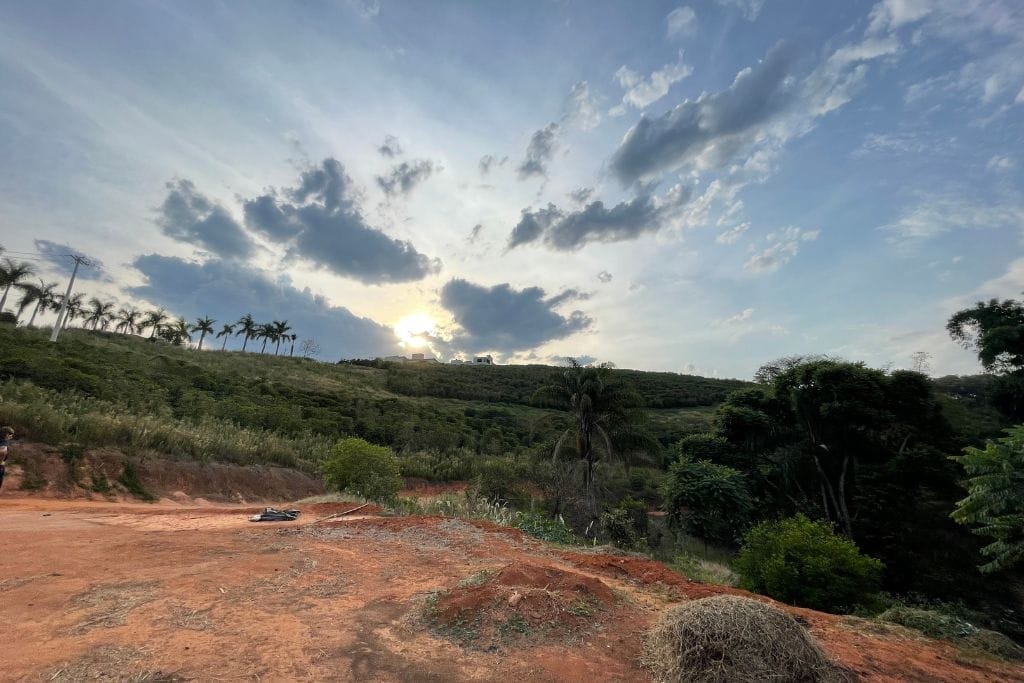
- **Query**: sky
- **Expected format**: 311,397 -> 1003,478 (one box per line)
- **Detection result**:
0,0 -> 1022,378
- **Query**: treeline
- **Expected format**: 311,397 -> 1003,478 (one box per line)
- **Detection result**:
377,361 -> 748,409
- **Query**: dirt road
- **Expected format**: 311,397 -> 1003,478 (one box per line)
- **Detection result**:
3,496 -> 1021,682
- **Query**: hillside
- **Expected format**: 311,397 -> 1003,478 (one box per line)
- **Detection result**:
0,325 -> 744,472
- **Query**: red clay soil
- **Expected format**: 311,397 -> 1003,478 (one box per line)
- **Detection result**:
2,491 -> 1022,682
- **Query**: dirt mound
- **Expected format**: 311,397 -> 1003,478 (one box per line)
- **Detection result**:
428,563 -> 617,649
645,595 -> 851,683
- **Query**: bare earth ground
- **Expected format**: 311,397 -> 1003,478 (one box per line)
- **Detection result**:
3,493 -> 1023,682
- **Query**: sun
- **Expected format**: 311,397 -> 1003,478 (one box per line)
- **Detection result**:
394,313 -> 436,348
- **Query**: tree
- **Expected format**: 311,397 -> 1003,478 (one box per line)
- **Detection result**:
85,297 -> 114,330
910,351 -> 932,375
191,316 -> 215,350
735,514 -> 884,613
533,359 -> 648,522
57,292 -> 85,329
288,333 -> 297,357
235,313 -> 257,352
951,426 -> 1024,574
948,297 -> 1024,420
321,437 -> 402,501
271,320 -> 292,355
216,323 -> 235,350
300,338 -> 320,358
17,280 -> 57,327
0,258 -> 34,313
664,457 -> 754,547
143,308 -> 169,339
159,317 -> 192,346
114,307 -> 141,334
257,323 -> 275,354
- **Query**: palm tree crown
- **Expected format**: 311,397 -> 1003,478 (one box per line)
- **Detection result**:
191,315 -> 216,350
0,258 -> 35,313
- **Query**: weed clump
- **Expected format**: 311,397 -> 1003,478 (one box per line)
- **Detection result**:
644,595 -> 850,683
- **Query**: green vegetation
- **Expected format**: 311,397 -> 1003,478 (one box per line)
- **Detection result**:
951,425 -> 1024,573
321,437 -> 402,501
735,515 -> 884,613
664,457 -> 752,546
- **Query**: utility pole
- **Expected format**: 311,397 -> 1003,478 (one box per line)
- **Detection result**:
50,254 -> 90,342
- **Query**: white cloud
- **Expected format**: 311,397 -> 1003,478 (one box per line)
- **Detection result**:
867,0 -> 933,35
717,308 -> 754,326
713,0 -> 765,21
613,53 -> 693,110
881,198 -> 1024,244
987,155 -> 1015,172
563,81 -> 602,131
666,6 -> 697,38
744,227 -> 819,273
716,222 -> 749,244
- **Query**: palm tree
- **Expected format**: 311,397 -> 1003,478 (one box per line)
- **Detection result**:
215,323 -> 235,351
533,359 -> 648,524
191,316 -> 216,350
257,323 -> 276,355
235,313 -> 257,352
161,317 -> 192,346
143,308 -> 169,339
271,320 -> 292,355
17,280 -> 58,327
85,298 -> 114,330
0,258 -> 35,313
114,307 -> 141,334
57,292 -> 85,329
289,333 -> 297,357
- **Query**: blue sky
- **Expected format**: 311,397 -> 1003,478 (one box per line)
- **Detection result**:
1,0 -> 1021,377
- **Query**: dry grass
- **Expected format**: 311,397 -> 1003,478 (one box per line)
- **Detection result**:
644,595 -> 852,683
167,604 -> 215,631
46,645 -> 185,682
70,581 -> 160,634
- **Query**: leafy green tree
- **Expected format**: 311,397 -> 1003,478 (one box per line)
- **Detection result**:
321,437 -> 402,501
0,258 -> 35,313
663,457 -> 753,546
215,323 -> 235,350
17,280 -> 58,327
191,316 -> 216,350
735,514 -> 884,613
948,297 -> 1024,420
158,318 -> 192,346
533,359 -> 649,522
951,426 -> 1024,573
57,292 -> 85,329
257,323 -> 275,354
235,313 -> 257,352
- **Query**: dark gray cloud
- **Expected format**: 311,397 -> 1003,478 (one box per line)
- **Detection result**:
467,223 -> 483,244
508,203 -> 562,249
609,42 -> 798,185
597,270 -> 613,283
376,159 -> 435,196
569,187 -> 594,204
156,179 -> 255,259
479,154 -> 508,175
130,254 -> 401,359
517,122 -> 560,179
440,278 -> 592,353
377,134 -> 403,157
507,186 -> 691,251
32,239 -> 111,282
242,158 -> 441,284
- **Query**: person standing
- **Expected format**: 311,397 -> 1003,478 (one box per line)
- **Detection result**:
0,426 -> 14,491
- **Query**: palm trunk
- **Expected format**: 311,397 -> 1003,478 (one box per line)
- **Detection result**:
242,334 -> 249,352
290,339 -> 295,356
275,339 -> 281,355
221,336 -> 228,351
260,337 -> 268,354
28,301 -> 42,327
198,331 -> 206,350
0,284 -> 11,312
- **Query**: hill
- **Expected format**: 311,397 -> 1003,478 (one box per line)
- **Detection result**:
0,325 -> 744,474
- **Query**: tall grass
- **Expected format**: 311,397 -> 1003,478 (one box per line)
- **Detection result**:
0,381 -> 330,471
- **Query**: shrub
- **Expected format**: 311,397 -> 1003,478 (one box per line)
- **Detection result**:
735,515 -> 883,613
643,595 -> 847,682
322,437 -> 402,501
878,607 -> 1024,661
664,458 -> 753,546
